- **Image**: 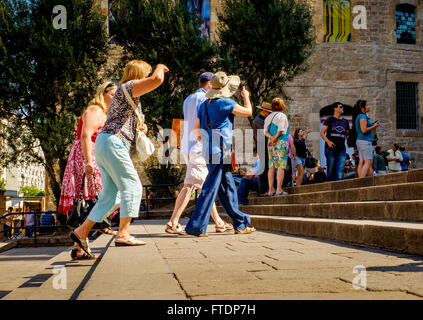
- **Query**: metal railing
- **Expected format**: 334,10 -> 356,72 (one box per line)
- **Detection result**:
0,210 -> 69,247
142,181 -> 197,218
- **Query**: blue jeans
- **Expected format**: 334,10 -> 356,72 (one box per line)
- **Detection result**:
186,162 -> 251,235
325,147 -> 347,181
88,133 -> 142,222
237,177 -> 259,204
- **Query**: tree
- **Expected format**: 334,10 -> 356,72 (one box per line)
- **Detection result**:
216,0 -> 315,109
0,178 -> 6,189
0,0 -> 111,210
109,0 -> 217,134
20,185 -> 45,196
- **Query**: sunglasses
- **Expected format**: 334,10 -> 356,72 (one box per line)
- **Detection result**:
337,105 -> 343,108
105,82 -> 118,89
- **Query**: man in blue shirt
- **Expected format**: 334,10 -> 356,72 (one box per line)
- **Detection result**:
165,72 -> 233,235
185,71 -> 256,236
400,146 -> 411,171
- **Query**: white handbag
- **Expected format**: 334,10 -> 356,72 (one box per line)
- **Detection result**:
121,84 -> 155,162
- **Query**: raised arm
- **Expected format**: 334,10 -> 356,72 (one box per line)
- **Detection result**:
131,64 -> 169,98
232,86 -> 252,117
359,117 -> 379,134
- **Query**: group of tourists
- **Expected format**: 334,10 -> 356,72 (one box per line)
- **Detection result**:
57,59 -> 413,260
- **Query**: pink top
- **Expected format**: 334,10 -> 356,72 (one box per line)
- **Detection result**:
288,135 -> 294,158
76,117 -> 102,142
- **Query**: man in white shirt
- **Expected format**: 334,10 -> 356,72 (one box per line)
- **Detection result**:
237,150 -> 261,205
387,143 -> 403,173
165,72 -> 233,234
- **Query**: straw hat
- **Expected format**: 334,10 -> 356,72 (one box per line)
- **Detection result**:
256,102 -> 272,112
205,71 -> 240,99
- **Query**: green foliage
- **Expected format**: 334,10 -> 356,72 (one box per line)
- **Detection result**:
20,185 -> 45,196
216,0 -> 315,109
0,178 -> 6,189
109,0 -> 217,134
143,155 -> 185,198
0,0 -> 111,206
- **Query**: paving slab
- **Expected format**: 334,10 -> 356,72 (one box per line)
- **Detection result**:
1,219 -> 423,300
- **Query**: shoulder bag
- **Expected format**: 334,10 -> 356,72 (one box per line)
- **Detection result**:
305,149 -> 317,169
66,173 -> 111,230
122,84 -> 155,162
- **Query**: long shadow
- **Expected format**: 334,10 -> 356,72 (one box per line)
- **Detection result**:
366,262 -> 423,273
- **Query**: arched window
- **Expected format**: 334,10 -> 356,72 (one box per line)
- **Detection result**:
323,0 -> 351,42
396,4 -> 416,44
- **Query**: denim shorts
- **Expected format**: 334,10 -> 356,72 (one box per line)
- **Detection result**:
356,140 -> 373,160
295,156 -> 306,167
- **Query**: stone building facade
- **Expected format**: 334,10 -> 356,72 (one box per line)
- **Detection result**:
208,0 -> 423,168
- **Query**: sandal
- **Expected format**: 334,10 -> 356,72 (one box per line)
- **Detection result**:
70,248 -> 96,260
70,231 -> 92,256
235,226 -> 256,234
185,231 -> 208,237
215,223 -> 234,233
275,190 -> 288,196
115,236 -> 146,246
99,228 -> 118,236
165,222 -> 186,235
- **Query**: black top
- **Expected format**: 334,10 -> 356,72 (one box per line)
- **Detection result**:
294,138 -> 307,158
323,116 -> 350,151
314,171 -> 327,182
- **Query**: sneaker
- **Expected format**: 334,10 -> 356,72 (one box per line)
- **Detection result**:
165,222 -> 186,235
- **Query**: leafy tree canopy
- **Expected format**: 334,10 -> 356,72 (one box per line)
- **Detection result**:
217,0 -> 315,110
20,185 -> 45,196
0,0 -> 111,208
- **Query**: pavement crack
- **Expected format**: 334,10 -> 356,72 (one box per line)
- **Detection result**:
172,273 -> 192,300
225,246 -> 236,252
264,254 -> 279,261
199,251 -> 207,258
261,260 -> 278,270
288,249 -> 304,255
262,246 -> 275,250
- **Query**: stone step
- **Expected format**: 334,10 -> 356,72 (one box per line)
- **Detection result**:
246,181 -> 423,205
284,169 -> 423,195
220,214 -> 423,257
219,200 -> 423,222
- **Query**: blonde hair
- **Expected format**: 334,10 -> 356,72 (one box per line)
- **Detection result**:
86,81 -> 117,114
120,60 -> 152,84
271,97 -> 286,112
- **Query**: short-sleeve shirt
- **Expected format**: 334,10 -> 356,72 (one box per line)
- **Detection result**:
101,81 -> 142,150
323,116 -> 350,151
355,114 -> 374,142
264,112 -> 289,140
180,89 -> 206,155
400,152 -> 410,171
294,138 -> 307,158
197,98 -> 236,158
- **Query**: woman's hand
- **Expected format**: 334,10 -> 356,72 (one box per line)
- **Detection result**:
268,137 -> 277,147
157,64 -> 169,73
373,122 -> 380,129
141,125 -> 148,135
85,163 -> 94,175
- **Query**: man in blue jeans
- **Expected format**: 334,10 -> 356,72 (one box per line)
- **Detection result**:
320,102 -> 350,181
237,150 -> 260,205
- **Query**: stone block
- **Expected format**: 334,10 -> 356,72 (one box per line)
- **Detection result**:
405,229 -> 423,256
359,186 -> 394,201
374,172 -> 408,186
309,203 -> 331,218
407,169 -> 423,183
362,225 -> 406,253
333,223 -> 364,244
337,190 -> 361,202
390,201 -> 423,222
394,182 -> 423,200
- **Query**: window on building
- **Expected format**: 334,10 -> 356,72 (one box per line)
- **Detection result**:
396,82 -> 419,131
323,0 -> 351,42
396,4 -> 416,44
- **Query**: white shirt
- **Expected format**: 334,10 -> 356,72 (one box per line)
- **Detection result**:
264,112 -> 289,135
387,149 -> 403,171
180,88 -> 206,155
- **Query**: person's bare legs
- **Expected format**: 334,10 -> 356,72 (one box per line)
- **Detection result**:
296,164 -> 304,186
169,184 -> 195,226
268,167 -> 276,195
210,203 -> 226,227
357,158 -> 365,178
359,159 -> 372,178
275,168 -> 285,194
72,219 -> 96,256
115,217 -> 133,242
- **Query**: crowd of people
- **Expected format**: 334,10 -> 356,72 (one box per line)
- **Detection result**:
1,60 -> 414,255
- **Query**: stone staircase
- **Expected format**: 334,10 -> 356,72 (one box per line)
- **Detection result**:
219,169 -> 423,256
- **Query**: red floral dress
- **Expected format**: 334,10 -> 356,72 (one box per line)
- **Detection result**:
58,117 -> 102,214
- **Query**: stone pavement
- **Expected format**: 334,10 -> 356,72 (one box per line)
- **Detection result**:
1,218 -> 423,300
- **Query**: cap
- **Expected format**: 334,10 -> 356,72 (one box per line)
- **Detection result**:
199,72 -> 214,83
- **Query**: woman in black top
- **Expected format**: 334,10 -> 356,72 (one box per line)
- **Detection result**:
293,128 -> 310,186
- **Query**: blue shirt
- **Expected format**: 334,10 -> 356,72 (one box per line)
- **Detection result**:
355,114 -> 374,141
401,152 -> 410,171
180,88 -> 206,155
197,98 -> 236,159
